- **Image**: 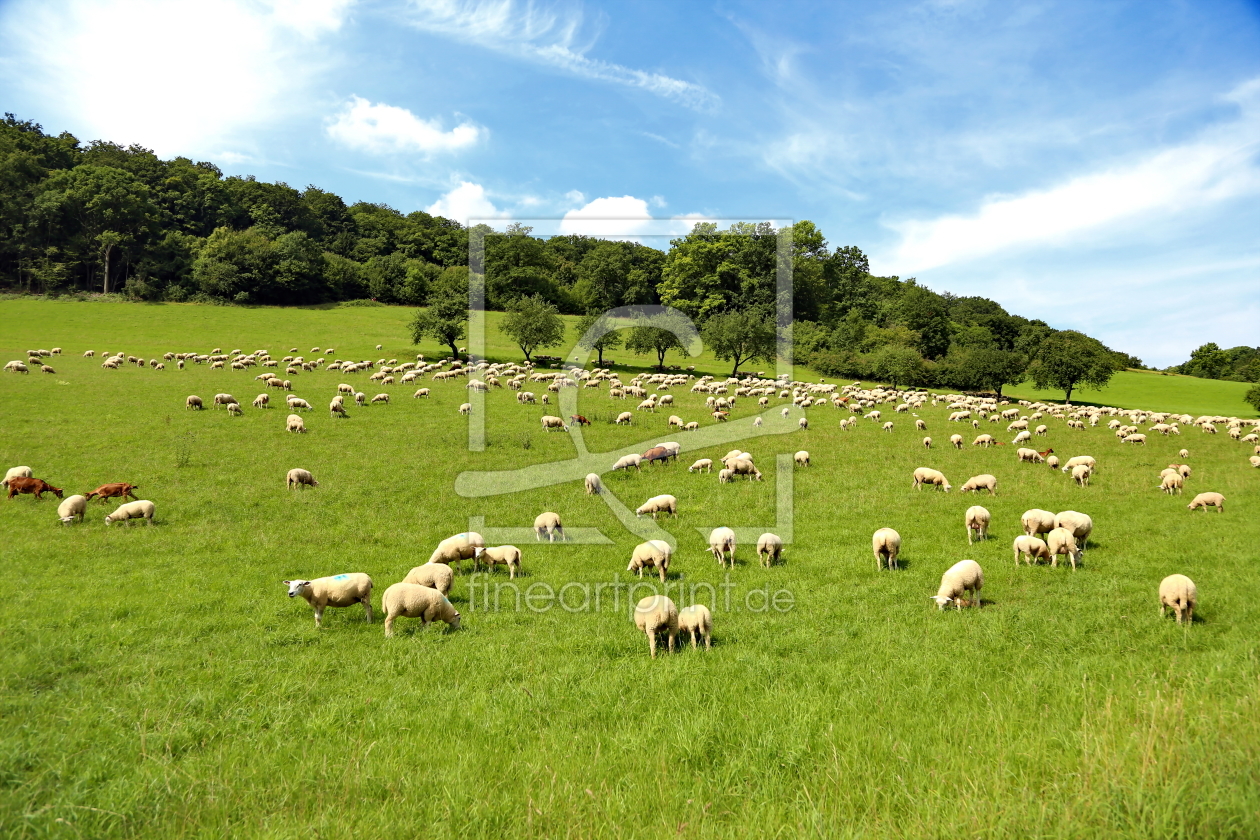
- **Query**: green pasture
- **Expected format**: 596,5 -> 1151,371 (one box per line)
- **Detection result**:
1,298 -> 1258,839
1006,368 -> 1258,419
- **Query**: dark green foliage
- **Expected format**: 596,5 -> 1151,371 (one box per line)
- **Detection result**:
499,293 -> 565,362
702,309 -> 777,375
409,267 -> 469,358
1026,330 -> 1120,403
1245,383 -> 1260,412
573,313 -> 624,367
1174,343 -> 1260,382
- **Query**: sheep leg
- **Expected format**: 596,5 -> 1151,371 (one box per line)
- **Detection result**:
362,598 -> 373,623
648,631 -> 657,658
313,605 -> 324,629
384,615 -> 396,637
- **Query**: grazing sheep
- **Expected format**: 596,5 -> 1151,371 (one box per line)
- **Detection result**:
709,527 -> 736,567
287,397 -> 312,411
57,494 -> 88,524
1053,511 -> 1093,549
186,395 -> 203,410
104,499 -> 155,525
540,415 -> 569,432
973,434 -> 995,447
930,559 -> 983,610
413,388 -> 430,398
628,540 -> 672,583
635,494 -> 678,519
614,411 -> 633,425
718,468 -> 734,483
688,458 -> 713,473
1016,447 -> 1044,463
534,511 -> 566,541
459,403 -> 472,415
960,474 -> 997,495
912,467 -> 951,492
226,402 -> 243,416
1046,455 -> 1060,470
473,545 -> 522,578
798,417 -> 809,430
950,434 -> 964,449
923,436 -> 932,448
1061,455 -> 1097,473
402,563 -> 454,595
1013,535 -> 1051,566
727,458 -> 763,481
585,473 -> 603,494
678,604 -> 713,650
1250,455 -> 1260,468
382,583 -> 461,636
284,573 -> 374,628
2,466 -> 33,488
1159,574 -> 1198,624
1179,448 -> 1190,459
286,468 -> 319,490
330,400 -> 348,418
1012,430 -> 1032,445
1072,464 -> 1092,486
1046,527 -> 1081,569
794,450 -> 810,467
872,527 -> 901,571
756,532 -> 784,567
253,394 -> 270,409
612,453 -> 642,472
916,418 -> 927,431
1186,492 -> 1225,513
1122,433 -> 1147,445
285,414 -> 307,433
1159,473 -> 1184,494
213,393 -> 236,409
965,506 -> 990,545
427,532 -> 486,572
634,595 -> 678,658
370,393 -> 389,405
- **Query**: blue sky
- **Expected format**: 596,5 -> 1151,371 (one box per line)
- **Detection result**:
2,0 -> 1258,365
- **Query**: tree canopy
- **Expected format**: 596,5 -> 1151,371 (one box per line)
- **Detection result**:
499,294 -> 565,363
1026,331 -> 1120,403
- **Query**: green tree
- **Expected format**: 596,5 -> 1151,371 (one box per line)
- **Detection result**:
1026,330 -> 1118,403
870,345 -> 923,390
1245,383 -> 1260,413
500,294 -> 565,363
1185,342 -> 1230,379
574,313 -> 623,367
702,309 -> 776,375
409,267 -> 469,358
944,348 -> 1028,397
626,320 -> 693,371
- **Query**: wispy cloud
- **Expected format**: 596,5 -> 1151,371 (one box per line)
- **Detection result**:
401,0 -> 719,111
327,96 -> 483,155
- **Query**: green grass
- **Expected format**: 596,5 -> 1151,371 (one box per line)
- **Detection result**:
1,298 -> 1259,839
1006,369 -> 1258,419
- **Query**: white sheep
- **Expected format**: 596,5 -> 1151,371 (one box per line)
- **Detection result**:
382,583 -> 461,636
1061,455 -> 1096,473
1072,464 -> 1092,486
1018,509 -> 1053,541
1012,535 -> 1050,566
709,527 -> 736,567
1016,447 -> 1043,463
459,403 -> 472,415
635,494 -> 678,519
923,436 -> 932,448
402,563 -> 454,595
413,388 -> 430,398
104,500 -> 155,525
286,414 -> 307,433
1054,511 -> 1093,549
534,511 -> 566,541
718,468 -> 734,483
912,467 -> 951,492
371,393 -> 390,405
633,595 -> 678,658
678,604 -> 712,650
1249,455 -> 1260,468
688,458 -> 713,473
1158,574 -> 1197,624
57,494 -> 87,524
965,506 -> 990,545
540,415 -> 569,432
931,559 -> 983,610
585,473 -> 603,494
286,468 -> 319,490
2,466 -> 33,488
627,540 -> 671,582
950,434 -> 964,449
960,474 -> 997,495
284,573 -> 374,628
872,527 -> 901,571
1159,472 -> 1184,494
1046,455 -> 1060,470
226,402 -> 243,416
794,450 -> 810,467
756,532 -> 783,567
253,394 -> 270,409
1187,492 -> 1225,513
1046,527 -> 1081,569
798,417 -> 809,430
615,411 -> 633,425
473,545 -> 521,578
1179,448 -> 1190,459
612,453 -> 641,472
428,532 -> 486,571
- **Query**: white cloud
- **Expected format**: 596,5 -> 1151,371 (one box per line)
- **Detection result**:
427,181 -> 506,223
327,96 -> 482,155
403,0 -> 718,111
2,0 -> 353,157
558,195 -> 653,237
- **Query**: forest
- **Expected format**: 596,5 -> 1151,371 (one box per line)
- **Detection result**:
0,113 -> 1141,396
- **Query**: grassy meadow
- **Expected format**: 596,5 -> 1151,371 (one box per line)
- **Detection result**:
1006,368 -> 1258,420
1,298 -> 1259,839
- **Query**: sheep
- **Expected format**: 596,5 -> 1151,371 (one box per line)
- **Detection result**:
1017,447 -> 1044,463
718,468 -> 734,483
226,402 -> 243,416
1013,535 -> 1051,566
634,595 -> 678,658
382,583 -> 461,636
798,417 -> 809,430
627,540 -> 672,583
286,468 -> 319,490
585,473 -> 603,494
636,494 -> 678,519
615,411 -> 633,425
402,563 -> 454,595
287,397 -> 312,411
1021,509 -> 1055,539
370,393 -> 390,405
709,527 -> 736,567
678,604 -> 712,650
1179,448 -> 1190,459
930,559 -> 983,610
1250,455 -> 1260,468
1159,473 -> 1183,494
1159,574 -> 1197,624
104,500 -> 155,525
912,467 -> 951,492
756,532 -> 784,566
922,436 -> 932,448
413,387 -> 430,398
1046,527 -> 1081,569
612,453 -> 642,472
427,532 -> 485,572
213,393 -> 236,409
2,466 -> 32,488
1054,511 -> 1093,549
57,494 -> 88,524
1061,455 -> 1096,473
916,418 -> 927,431
458,403 -> 472,415
534,511 -> 566,541
960,474 -> 997,495
253,393 -> 270,409
540,415 -> 569,432
882,421 -> 894,433
965,506 -> 990,545
973,434 -> 994,447
950,434 -> 964,449
284,573 -> 374,628
286,414 -> 307,433
1072,464 -> 1093,486
1172,463 -> 1192,479
794,450 -> 810,467
186,395 -> 203,410
1046,455 -> 1060,470
1186,492 -> 1225,513
473,545 -> 522,578
688,458 -> 713,473
330,400 -> 348,418
1122,433 -> 1147,445
728,458 -> 763,481
1012,430 -> 1032,445
872,527 -> 901,571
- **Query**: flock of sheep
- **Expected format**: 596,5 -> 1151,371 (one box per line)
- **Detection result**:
8,343 -> 1256,653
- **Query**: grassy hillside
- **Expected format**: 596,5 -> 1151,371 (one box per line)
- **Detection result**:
1006,369 -> 1258,419
1,298 -> 1258,839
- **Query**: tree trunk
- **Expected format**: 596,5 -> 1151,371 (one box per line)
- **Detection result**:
102,243 -> 113,294
1064,385 -> 1073,405
447,340 -> 459,360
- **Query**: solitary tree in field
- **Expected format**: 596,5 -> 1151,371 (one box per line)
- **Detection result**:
702,309 -> 776,376
574,313 -> 623,367
500,294 -> 565,363
1245,383 -> 1260,413
1025,330 -> 1117,404
870,345 -> 923,390
626,316 -> 693,371
408,268 -> 468,359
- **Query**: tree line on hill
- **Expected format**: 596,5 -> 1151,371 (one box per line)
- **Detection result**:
1,113 -> 1142,401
